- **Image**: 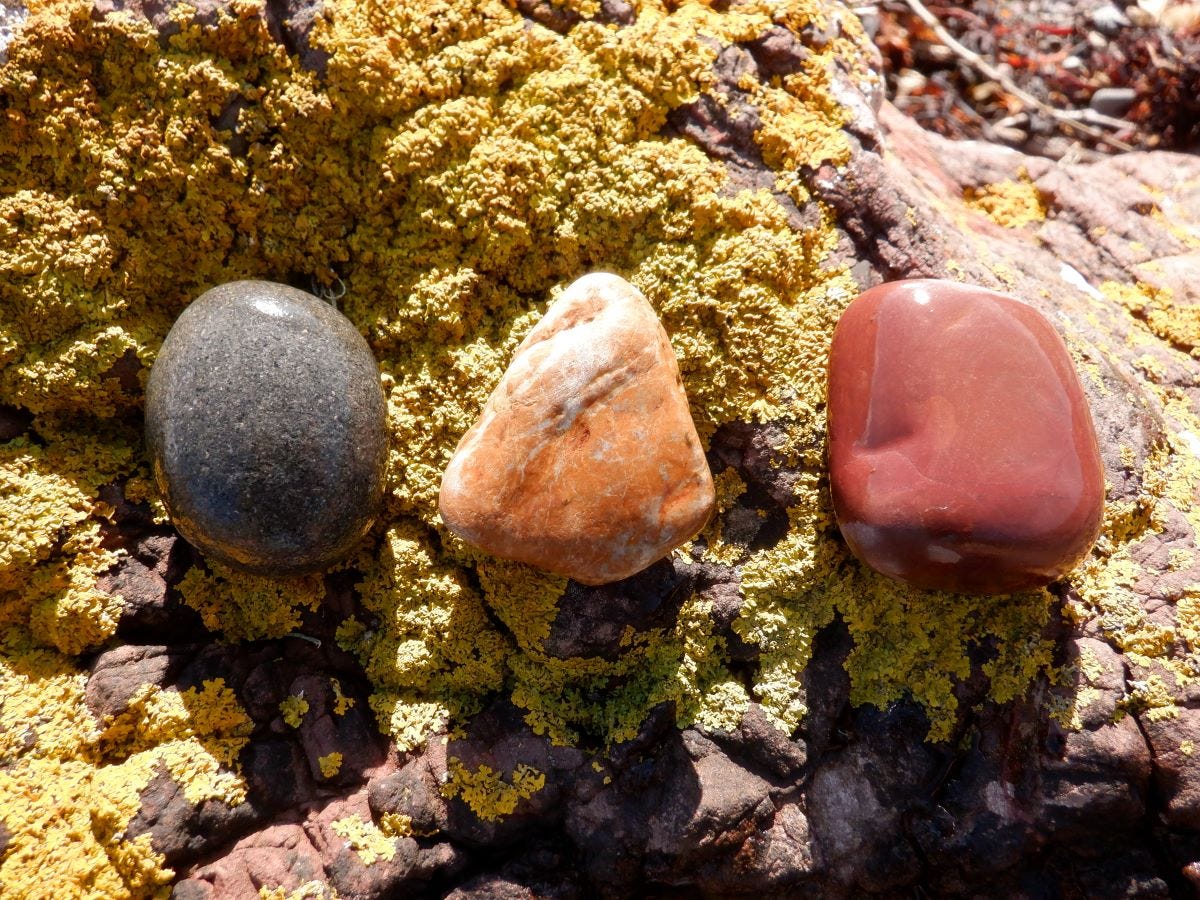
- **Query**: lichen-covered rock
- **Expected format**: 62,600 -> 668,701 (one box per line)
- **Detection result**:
145,280 -> 388,575
3,0 -> 1200,896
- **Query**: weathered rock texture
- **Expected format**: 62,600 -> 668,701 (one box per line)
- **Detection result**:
440,272 -> 716,585
2,1 -> 1200,898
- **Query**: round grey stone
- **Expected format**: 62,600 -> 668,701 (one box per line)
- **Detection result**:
1089,87 -> 1137,119
145,280 -> 388,575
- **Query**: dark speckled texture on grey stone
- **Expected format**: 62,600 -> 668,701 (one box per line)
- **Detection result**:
145,280 -> 388,575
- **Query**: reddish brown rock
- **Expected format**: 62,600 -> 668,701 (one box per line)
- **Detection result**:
439,273 -> 715,585
827,279 -> 1105,594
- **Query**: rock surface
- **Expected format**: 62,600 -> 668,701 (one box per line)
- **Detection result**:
827,278 -> 1106,594
6,1 -> 1200,898
439,273 -> 715,585
145,280 -> 388,575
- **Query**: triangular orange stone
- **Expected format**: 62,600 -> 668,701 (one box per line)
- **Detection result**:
439,273 -> 716,585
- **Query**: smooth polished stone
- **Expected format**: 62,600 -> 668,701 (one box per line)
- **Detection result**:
827,279 -> 1105,594
145,280 -> 388,575
439,272 -> 715,585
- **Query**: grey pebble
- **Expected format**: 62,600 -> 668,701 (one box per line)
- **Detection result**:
145,280 -> 388,575
1089,86 -> 1138,118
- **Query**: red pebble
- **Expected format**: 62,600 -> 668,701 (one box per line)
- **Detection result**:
827,279 -> 1105,594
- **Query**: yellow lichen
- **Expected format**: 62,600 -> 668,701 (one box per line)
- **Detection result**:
737,459 -> 1060,741
505,584 -> 749,746
318,752 -> 343,779
378,811 -> 415,838
330,678 -> 356,716
696,467 -> 749,565
964,173 -> 1049,229
990,262 -> 1019,287
1125,674 -> 1179,722
0,667 -> 250,895
94,678 -> 254,805
280,695 -> 310,728
693,679 -> 752,732
1,432 -> 136,654
1046,642 -> 1108,731
1169,548 -> 1194,571
258,881 -> 331,900
473,554 -> 567,652
1147,204 -> 1200,249
178,562 -> 326,642
0,758 -> 174,897
330,814 -> 396,865
351,521 -> 508,750
1104,279 -> 1200,355
1071,435 -> 1200,689
440,758 -> 546,822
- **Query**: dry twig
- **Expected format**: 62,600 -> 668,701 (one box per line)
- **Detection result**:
900,0 -> 1135,151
